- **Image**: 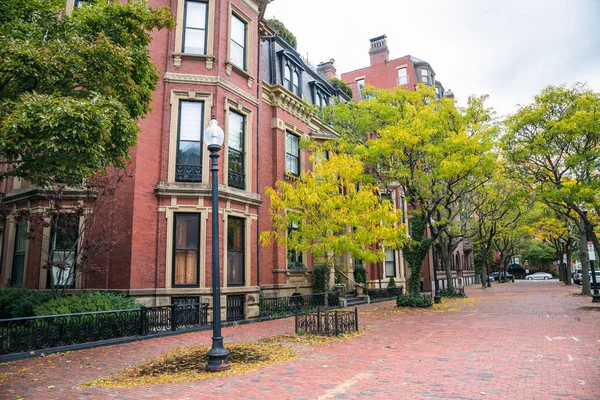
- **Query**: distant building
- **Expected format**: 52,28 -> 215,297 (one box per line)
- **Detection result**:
341,35 -> 454,102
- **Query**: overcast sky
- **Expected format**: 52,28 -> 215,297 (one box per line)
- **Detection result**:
264,0 -> 600,118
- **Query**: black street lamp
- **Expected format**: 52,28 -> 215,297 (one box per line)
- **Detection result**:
582,210 -> 600,303
431,243 -> 441,304
204,116 -> 230,372
486,263 -> 491,288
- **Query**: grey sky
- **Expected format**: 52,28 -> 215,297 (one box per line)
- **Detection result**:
265,0 -> 600,118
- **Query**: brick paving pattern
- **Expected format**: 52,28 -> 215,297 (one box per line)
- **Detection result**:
1,281 -> 599,399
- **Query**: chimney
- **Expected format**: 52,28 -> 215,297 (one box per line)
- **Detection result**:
369,35 -> 389,66
317,59 -> 337,80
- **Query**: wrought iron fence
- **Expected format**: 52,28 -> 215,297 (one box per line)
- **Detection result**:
226,294 -> 245,322
365,286 -> 403,302
259,292 -> 340,319
295,308 -> 358,336
0,303 -> 208,357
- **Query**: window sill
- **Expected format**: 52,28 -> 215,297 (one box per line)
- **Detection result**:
225,61 -> 255,89
172,52 -> 215,69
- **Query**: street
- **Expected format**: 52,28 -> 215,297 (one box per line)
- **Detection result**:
1,281 -> 599,400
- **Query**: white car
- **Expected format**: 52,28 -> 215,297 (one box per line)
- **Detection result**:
526,272 -> 553,280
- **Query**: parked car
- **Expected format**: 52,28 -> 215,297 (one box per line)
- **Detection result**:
574,269 -> 600,286
526,272 -> 553,280
489,272 -> 514,282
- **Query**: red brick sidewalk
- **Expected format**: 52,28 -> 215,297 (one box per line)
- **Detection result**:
1,281 -> 599,400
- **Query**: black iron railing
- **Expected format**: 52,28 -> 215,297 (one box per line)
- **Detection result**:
175,165 -> 202,182
259,292 -> 340,319
295,308 -> 358,336
365,286 -> 403,302
228,170 -> 245,190
226,295 -> 245,322
0,303 -> 208,356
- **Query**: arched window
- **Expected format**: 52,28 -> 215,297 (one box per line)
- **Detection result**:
293,71 -> 300,95
284,65 -> 292,90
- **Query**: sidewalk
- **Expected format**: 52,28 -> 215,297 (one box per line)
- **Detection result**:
1,281 -> 599,399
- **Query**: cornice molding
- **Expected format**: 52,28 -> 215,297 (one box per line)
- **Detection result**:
155,181 -> 262,207
262,84 -> 312,124
164,72 -> 259,106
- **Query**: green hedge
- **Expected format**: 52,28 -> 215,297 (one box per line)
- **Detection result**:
439,288 -> 467,298
353,265 -> 367,285
33,292 -> 142,316
396,295 -> 432,308
312,265 -> 331,294
0,288 -> 53,318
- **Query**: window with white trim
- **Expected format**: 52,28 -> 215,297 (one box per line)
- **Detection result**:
230,13 -> 247,70
356,78 -> 365,99
48,215 -> 78,288
285,132 -> 300,176
228,110 -> 245,190
385,248 -> 396,277
176,101 -> 204,182
227,217 -> 245,286
173,213 -> 200,287
183,0 -> 208,54
398,67 -> 407,85
421,68 -> 429,84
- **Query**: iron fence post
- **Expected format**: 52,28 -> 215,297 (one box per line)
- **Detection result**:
355,306 -> 359,331
334,311 -> 339,336
317,311 -> 321,332
171,304 -> 177,332
294,314 -> 298,333
139,306 -> 147,336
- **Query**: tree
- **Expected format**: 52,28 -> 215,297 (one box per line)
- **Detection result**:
261,153 -> 407,309
503,84 -> 600,263
267,18 -> 297,49
321,85 -> 497,295
0,0 -> 174,186
329,77 -> 353,99
522,241 -> 556,270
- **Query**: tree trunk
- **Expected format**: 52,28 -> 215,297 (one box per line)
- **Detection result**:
480,246 -> 488,289
565,246 -> 573,285
439,236 -> 454,291
579,219 -> 591,295
404,215 -> 431,296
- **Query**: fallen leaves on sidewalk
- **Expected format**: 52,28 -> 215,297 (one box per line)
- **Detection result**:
82,342 -> 296,388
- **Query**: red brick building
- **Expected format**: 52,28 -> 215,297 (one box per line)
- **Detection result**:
0,0 -> 352,320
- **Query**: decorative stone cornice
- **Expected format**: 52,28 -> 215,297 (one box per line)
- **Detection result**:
155,181 -> 262,207
262,84 -> 313,124
164,72 -> 259,106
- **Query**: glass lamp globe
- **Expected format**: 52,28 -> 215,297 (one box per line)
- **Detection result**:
204,117 -> 225,148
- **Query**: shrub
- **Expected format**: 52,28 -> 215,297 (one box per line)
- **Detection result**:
353,265 -> 367,285
0,288 -> 53,318
267,18 -> 297,49
396,295 -> 432,308
387,277 -> 396,288
312,265 -> 330,294
438,288 -> 467,298
34,291 -> 141,316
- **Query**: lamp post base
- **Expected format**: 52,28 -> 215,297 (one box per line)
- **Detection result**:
206,337 -> 231,372
592,294 -> 600,303
434,294 -> 441,304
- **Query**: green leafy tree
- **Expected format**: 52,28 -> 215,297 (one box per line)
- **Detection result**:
321,85 -> 497,295
329,77 -> 353,99
522,241 -> 557,269
261,153 -> 407,309
503,84 -> 600,266
267,18 -> 297,49
0,0 -> 174,186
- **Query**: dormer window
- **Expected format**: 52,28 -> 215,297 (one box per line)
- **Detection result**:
421,68 -> 429,84
293,71 -> 300,95
310,81 -> 332,109
278,49 -> 304,97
